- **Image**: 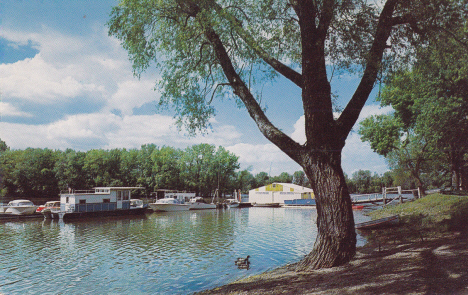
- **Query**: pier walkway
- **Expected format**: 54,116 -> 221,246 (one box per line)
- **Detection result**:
351,186 -> 421,205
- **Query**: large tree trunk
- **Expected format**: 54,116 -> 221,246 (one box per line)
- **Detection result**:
295,150 -> 356,271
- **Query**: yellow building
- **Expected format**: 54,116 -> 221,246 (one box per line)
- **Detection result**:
249,183 -> 314,205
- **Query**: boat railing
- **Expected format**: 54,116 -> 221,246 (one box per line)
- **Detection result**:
60,189 -> 98,195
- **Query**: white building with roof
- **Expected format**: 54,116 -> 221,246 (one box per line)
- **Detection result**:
248,183 -> 314,205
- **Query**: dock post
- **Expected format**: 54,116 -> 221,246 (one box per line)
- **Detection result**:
382,187 -> 386,206
398,186 -> 402,203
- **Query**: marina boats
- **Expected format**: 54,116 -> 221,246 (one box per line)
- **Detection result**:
225,198 -> 240,208
36,201 -> 60,213
355,215 -> 400,230
1,200 -> 37,215
148,190 -> 195,212
189,197 -> 216,210
149,198 -> 190,212
130,199 -> 145,209
55,187 -> 146,220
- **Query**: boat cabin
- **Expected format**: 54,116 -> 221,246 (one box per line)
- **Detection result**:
60,187 -> 144,213
151,189 -> 195,203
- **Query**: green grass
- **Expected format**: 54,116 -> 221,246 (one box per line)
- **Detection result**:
364,193 -> 468,243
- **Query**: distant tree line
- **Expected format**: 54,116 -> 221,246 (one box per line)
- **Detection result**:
0,139 -> 312,203
0,136 -> 430,201
344,170 -> 395,194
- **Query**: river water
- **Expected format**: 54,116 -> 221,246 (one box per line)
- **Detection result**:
0,207 -> 370,294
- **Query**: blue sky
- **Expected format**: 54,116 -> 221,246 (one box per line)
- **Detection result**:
0,1 -> 391,177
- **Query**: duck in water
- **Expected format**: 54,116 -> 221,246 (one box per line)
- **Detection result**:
235,255 -> 250,269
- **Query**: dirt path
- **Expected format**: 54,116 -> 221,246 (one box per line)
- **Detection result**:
197,233 -> 468,294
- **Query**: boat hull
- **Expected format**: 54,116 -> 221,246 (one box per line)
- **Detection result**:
227,203 -> 239,208
189,203 -> 216,210
149,203 -> 190,212
355,215 -> 400,230
5,206 -> 37,215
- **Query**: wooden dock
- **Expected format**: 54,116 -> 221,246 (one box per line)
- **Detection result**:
0,213 -> 44,221
351,186 -> 421,206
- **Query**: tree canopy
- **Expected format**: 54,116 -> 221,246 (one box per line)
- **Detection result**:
108,0 -> 467,270
359,22 -> 468,191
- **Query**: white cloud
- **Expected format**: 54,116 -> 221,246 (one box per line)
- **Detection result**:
109,80 -> 158,115
291,116 -> 306,144
288,104 -> 392,175
290,105 -> 393,144
226,142 -> 301,175
0,102 -> 32,117
0,54 -> 100,102
0,26 -> 157,116
0,112 -> 245,154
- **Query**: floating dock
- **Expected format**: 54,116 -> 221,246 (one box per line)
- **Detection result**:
0,213 -> 43,220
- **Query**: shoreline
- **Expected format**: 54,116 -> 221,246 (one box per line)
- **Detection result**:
197,194 -> 468,294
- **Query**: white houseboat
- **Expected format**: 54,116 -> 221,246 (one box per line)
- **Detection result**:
55,187 -> 146,220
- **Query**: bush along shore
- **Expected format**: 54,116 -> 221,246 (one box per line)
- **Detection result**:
198,194 -> 468,294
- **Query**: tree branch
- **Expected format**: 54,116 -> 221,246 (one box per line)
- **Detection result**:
203,25 -> 304,163
211,1 -> 303,88
337,0 -> 400,138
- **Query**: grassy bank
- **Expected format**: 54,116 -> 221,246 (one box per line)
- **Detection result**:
364,193 -> 468,246
198,193 -> 468,294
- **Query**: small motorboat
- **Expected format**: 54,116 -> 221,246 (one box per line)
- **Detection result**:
149,198 -> 190,212
225,198 -> 240,208
4,200 -> 37,215
355,215 -> 400,230
189,197 -> 216,210
130,199 -> 145,209
37,201 -> 61,213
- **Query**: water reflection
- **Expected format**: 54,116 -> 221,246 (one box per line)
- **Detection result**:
0,208 -> 370,294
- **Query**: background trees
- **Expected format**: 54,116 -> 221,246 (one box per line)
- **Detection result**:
0,142 -> 243,203
359,30 -> 468,192
107,0 -> 466,270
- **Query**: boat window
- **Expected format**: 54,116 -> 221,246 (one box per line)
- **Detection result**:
79,199 -> 86,204
117,191 -> 122,201
103,199 -> 110,203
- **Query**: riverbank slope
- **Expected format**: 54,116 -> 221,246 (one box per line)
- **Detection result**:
198,194 -> 468,294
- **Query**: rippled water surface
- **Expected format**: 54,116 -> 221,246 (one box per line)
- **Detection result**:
0,207 -> 370,294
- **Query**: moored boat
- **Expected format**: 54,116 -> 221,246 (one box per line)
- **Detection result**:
355,215 -> 400,230
148,190 -> 194,212
130,199 -> 145,209
3,200 -> 37,215
56,187 -> 146,220
225,198 -> 240,208
189,197 -> 216,210
149,198 -> 190,212
37,201 -> 61,213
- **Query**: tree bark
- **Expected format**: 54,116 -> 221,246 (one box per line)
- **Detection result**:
295,149 -> 356,271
